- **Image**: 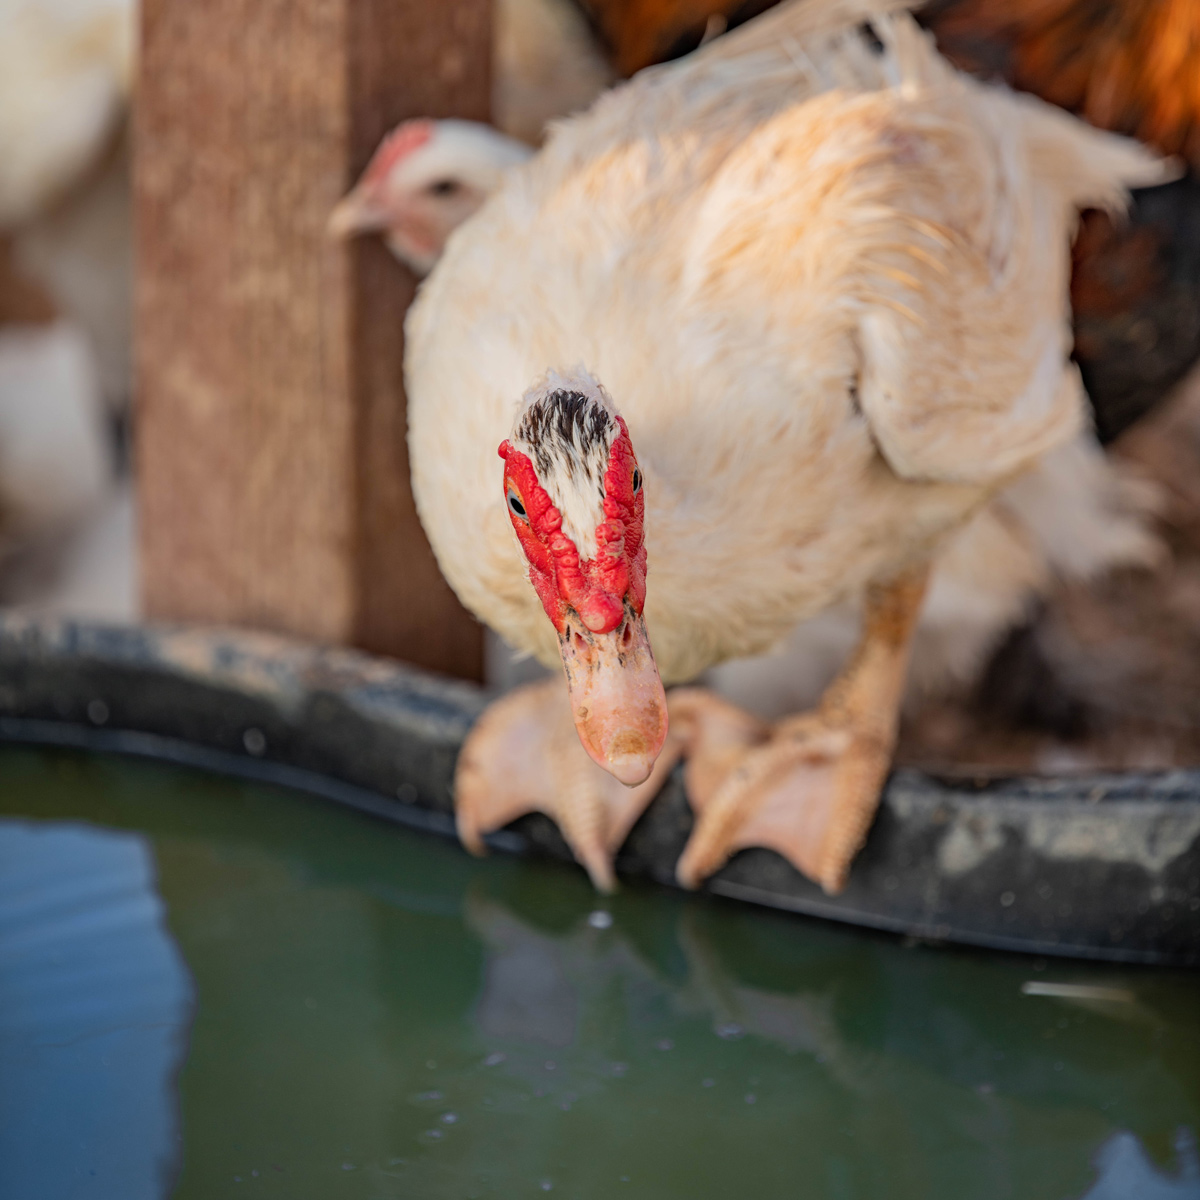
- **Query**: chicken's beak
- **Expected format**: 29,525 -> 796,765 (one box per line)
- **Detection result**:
559,609 -> 668,786
327,186 -> 388,240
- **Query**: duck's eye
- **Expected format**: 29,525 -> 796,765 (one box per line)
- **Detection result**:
428,179 -> 461,197
632,468 -> 642,494
507,490 -> 528,520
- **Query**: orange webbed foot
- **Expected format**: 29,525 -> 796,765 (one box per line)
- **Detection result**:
670,688 -> 891,895
671,567 -> 928,894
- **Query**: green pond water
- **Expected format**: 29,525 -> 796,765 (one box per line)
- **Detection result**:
0,745 -> 1198,1200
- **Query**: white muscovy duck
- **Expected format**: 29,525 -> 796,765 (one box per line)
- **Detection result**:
400,0 -> 1167,894
332,114 -> 1158,719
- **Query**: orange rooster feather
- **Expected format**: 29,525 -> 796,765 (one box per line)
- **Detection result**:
924,0 -> 1200,169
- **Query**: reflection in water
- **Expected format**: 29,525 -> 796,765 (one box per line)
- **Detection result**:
0,820 -> 193,1200
466,887 -> 844,1072
1082,1129 -> 1200,1199
469,896 -> 581,1047
464,881 -> 1200,1199
0,747 -> 1197,1200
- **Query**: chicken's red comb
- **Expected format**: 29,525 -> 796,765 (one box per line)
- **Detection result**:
364,119 -> 435,183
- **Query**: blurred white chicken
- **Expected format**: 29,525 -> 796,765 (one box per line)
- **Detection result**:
330,121 -> 534,277
0,0 -> 135,591
1,0 -> 135,417
0,0 -> 133,228
330,0 -> 612,272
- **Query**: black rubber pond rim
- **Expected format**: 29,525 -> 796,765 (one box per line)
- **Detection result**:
0,613 -> 1196,966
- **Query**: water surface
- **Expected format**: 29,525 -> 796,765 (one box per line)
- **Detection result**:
0,746 -> 1197,1199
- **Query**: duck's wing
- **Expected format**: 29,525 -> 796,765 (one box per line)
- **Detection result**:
678,12 -> 1169,488
853,67 -> 1167,486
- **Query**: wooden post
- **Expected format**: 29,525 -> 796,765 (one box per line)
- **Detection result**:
135,0 -> 489,679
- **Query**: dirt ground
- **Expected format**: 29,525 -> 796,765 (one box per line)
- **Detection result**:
898,370 -> 1200,775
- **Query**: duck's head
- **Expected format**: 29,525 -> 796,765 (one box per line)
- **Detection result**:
328,118 -> 533,275
500,372 -> 668,786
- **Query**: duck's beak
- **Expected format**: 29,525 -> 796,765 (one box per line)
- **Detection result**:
558,609 -> 668,786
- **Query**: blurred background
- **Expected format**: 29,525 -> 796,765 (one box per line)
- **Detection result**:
1,0 -> 1198,770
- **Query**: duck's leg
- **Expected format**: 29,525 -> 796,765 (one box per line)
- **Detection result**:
455,676 -> 681,892
674,564 -> 930,895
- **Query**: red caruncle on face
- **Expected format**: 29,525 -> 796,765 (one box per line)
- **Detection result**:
498,416 -> 647,636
